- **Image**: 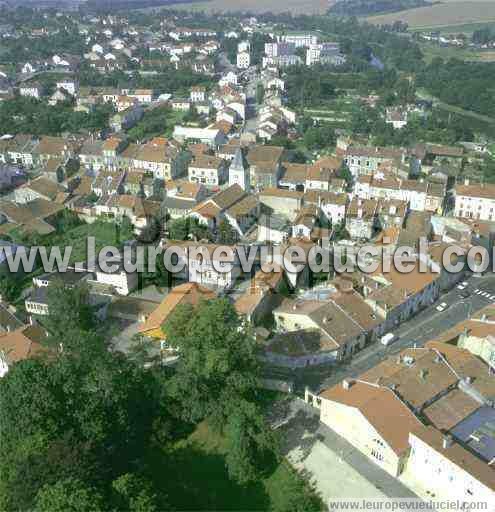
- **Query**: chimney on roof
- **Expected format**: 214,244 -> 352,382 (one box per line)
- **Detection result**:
342,379 -> 354,390
442,435 -> 453,449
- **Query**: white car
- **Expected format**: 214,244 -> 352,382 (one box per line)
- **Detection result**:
436,302 -> 448,312
457,282 -> 468,290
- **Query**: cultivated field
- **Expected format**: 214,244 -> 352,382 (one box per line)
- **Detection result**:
161,0 -> 331,14
420,43 -> 495,63
367,0 -> 495,29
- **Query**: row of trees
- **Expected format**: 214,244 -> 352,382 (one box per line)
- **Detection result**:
0,96 -> 114,136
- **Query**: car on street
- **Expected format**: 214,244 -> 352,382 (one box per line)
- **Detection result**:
380,332 -> 397,346
457,281 -> 468,290
436,302 -> 448,312
460,290 -> 471,299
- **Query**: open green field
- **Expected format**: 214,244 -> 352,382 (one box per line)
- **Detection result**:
145,420 -> 321,511
158,0 -> 330,14
367,1 -> 495,30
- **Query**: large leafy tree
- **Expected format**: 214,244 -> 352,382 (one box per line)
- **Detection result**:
162,299 -> 279,484
224,399 -> 278,485
163,298 -> 259,425
34,478 -> 104,512
0,282 -> 168,510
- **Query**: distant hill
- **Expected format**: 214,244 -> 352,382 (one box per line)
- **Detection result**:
329,0 -> 432,16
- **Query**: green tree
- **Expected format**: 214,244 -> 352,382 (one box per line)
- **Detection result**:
167,217 -> 189,240
225,399 -> 278,485
163,299 -> 259,424
44,281 -> 98,354
217,218 -> 237,244
337,163 -> 353,188
270,467 -> 323,512
111,473 -> 160,512
256,83 -> 265,104
34,478 -> 104,512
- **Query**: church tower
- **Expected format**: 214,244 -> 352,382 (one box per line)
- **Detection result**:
228,147 -> 250,191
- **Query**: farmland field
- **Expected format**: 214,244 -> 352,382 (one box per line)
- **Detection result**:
409,21 -> 495,34
419,43 -> 495,63
160,0 -> 331,13
367,0 -> 495,29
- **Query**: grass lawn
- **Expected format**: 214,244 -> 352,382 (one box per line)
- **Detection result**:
146,420 -> 321,511
42,220 -> 131,264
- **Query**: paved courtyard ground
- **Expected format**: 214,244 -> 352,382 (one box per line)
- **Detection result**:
278,399 -> 418,503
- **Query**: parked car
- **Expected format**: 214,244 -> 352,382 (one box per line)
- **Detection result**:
436,302 -> 448,312
380,332 -> 397,346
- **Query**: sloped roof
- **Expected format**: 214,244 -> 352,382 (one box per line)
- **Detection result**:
139,283 -> 215,335
0,324 -> 48,365
320,381 -> 422,455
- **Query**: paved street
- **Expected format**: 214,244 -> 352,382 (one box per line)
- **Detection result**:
267,273 -> 495,393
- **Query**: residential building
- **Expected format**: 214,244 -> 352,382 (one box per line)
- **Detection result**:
0,324 -> 48,377
19,82 -> 45,99
407,426 -> 495,503
274,289 -> 382,363
344,146 -> 405,178
277,32 -> 318,48
173,126 -> 227,147
139,282 -> 215,346
304,190 -> 347,226
190,86 -> 206,103
188,155 -> 227,188
355,172 -> 445,214
265,42 -> 296,58
310,341 -> 495,483
364,260 -> 440,329
110,104 -> 144,132
237,51 -> 251,69
246,145 -> 284,191
454,181 -> 495,221
14,176 -> 65,204
259,188 -> 303,221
